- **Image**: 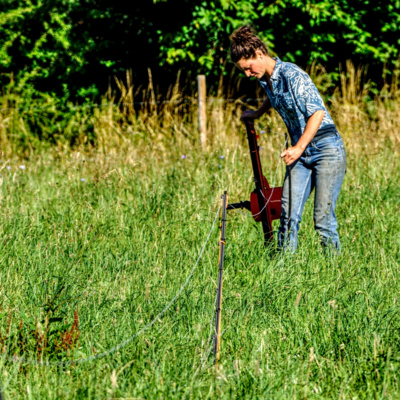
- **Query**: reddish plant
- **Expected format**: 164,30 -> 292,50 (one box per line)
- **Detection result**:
55,309 -> 80,352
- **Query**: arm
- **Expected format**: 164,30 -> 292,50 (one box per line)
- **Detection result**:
280,66 -> 327,166
280,109 -> 324,166
241,97 -> 271,121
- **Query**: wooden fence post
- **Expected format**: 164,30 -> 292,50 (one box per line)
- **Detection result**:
197,75 -> 207,148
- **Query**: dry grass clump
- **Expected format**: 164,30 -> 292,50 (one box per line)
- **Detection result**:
0,61 -> 399,162
328,61 -> 400,158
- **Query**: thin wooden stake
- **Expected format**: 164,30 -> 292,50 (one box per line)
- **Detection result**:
197,75 -> 207,148
214,191 -> 228,365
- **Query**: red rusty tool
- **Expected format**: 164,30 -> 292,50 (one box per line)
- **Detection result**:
227,119 -> 282,245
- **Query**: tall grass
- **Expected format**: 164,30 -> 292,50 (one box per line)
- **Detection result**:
1,62 -> 399,160
0,62 -> 399,398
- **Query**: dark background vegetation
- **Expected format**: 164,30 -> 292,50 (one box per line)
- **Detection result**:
1,0 -> 399,101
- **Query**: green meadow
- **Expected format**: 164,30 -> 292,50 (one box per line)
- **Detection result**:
0,76 -> 400,398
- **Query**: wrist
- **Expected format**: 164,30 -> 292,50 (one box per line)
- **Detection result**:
295,143 -> 306,152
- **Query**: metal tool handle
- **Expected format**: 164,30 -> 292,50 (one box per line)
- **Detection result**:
214,191 -> 227,365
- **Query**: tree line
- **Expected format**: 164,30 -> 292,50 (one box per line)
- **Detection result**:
1,0 -> 399,101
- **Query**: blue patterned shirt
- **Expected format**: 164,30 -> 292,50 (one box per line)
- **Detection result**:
258,57 -> 336,145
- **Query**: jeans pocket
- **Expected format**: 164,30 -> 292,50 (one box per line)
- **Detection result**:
313,136 -> 340,152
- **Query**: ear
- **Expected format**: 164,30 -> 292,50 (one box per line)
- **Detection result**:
255,49 -> 264,59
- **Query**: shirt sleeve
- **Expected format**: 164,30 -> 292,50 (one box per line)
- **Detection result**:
286,66 -> 326,119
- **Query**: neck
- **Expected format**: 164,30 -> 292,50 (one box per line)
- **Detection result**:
264,56 -> 276,78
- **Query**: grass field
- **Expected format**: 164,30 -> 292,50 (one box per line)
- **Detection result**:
0,78 -> 400,398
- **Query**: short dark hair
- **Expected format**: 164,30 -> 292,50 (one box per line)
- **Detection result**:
230,25 -> 269,63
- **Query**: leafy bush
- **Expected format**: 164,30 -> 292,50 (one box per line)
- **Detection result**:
160,0 -> 400,82
1,0 -> 399,99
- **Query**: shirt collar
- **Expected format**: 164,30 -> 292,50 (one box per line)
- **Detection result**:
258,57 -> 281,94
270,57 -> 282,81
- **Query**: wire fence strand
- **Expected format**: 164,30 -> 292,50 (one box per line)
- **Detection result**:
0,98 -> 267,113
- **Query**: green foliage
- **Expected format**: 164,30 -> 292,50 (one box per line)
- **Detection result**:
0,1 -> 88,95
0,0 -> 197,98
159,0 -> 400,79
1,0 -> 399,98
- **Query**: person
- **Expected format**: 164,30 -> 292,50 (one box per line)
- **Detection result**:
230,26 -> 346,253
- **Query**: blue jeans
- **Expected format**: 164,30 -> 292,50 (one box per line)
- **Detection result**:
278,133 -> 346,253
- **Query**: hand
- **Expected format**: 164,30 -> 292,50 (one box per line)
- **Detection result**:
240,109 -> 260,122
280,146 -> 303,166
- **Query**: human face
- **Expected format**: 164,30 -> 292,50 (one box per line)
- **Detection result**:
236,51 -> 266,79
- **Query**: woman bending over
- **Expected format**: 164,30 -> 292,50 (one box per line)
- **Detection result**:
230,26 -> 346,253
